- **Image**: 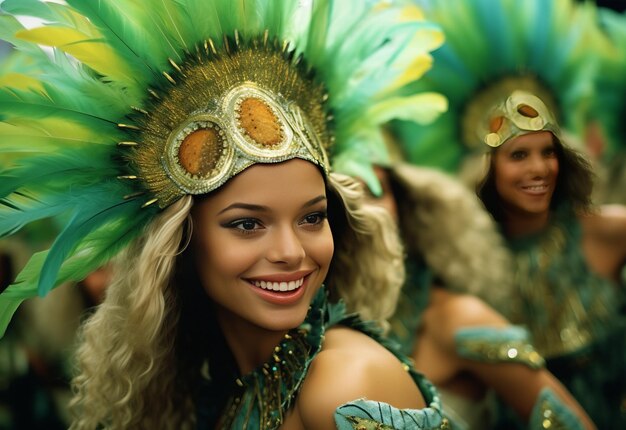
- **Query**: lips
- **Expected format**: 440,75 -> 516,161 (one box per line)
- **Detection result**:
521,184 -> 550,195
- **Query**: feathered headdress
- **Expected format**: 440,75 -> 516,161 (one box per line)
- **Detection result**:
0,0 -> 444,335
479,90 -> 562,148
390,0 -> 605,172
592,8 -> 626,162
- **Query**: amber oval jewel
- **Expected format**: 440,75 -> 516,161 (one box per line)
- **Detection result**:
178,128 -> 223,177
517,104 -> 539,118
238,97 -> 283,147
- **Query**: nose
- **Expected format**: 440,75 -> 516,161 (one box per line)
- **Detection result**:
528,154 -> 549,177
266,225 -> 306,265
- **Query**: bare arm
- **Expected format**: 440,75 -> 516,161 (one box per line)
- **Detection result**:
581,205 -> 626,284
414,289 -> 596,429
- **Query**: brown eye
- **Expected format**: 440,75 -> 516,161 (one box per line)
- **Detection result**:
517,104 -> 538,118
178,128 -> 224,177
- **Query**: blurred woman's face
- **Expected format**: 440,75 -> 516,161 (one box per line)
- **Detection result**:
191,159 -> 333,332
492,131 -> 559,219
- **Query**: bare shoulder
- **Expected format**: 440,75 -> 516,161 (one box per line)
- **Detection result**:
424,289 -> 509,351
580,205 -> 626,280
581,205 -> 626,250
297,326 -> 425,429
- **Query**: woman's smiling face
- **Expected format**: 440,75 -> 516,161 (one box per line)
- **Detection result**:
493,131 -> 560,219
191,159 -> 333,332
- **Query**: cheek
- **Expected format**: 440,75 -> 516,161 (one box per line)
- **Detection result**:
194,231 -> 259,284
549,159 -> 559,177
309,229 -> 334,274
494,161 -> 519,184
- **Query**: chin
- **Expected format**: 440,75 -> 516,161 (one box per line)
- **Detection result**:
258,306 -> 311,332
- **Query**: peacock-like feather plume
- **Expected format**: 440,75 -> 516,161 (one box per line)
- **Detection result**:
0,0 -> 444,336
592,8 -> 626,160
390,0 -> 606,173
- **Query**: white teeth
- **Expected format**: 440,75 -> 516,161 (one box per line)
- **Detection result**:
252,277 -> 304,292
523,185 -> 547,191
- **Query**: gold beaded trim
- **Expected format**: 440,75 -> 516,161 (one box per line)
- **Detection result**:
120,35 -> 330,209
457,334 -> 545,369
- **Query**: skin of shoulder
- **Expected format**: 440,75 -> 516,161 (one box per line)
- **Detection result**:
295,325 -> 426,430
580,204 -> 626,283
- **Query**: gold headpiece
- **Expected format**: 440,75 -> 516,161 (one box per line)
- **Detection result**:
478,90 -> 561,148
124,40 -> 330,208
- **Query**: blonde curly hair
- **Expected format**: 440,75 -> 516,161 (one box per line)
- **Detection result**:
69,171 -> 404,429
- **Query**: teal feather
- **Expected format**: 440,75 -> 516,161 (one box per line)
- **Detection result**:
0,150 -> 116,198
38,191 -> 145,296
0,198 -> 152,337
0,190 -> 77,237
392,113 -> 466,172
0,295 -> 24,338
0,175 -> 135,238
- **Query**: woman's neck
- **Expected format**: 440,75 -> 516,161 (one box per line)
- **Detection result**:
503,210 -> 551,239
215,309 -> 288,376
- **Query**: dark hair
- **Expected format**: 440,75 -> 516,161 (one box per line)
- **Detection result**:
476,133 -> 595,223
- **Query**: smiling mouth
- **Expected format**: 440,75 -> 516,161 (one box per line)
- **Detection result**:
522,185 -> 548,192
251,277 -> 305,292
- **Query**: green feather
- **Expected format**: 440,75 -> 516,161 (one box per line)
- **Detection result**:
38,190 -> 145,296
64,0 -> 163,79
2,0 -> 95,36
391,0 -> 600,172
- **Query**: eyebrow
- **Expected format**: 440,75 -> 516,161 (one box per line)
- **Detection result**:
217,195 -> 327,215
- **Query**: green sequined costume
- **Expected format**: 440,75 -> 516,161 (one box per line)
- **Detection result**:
195,288 -> 449,430
502,206 -> 626,429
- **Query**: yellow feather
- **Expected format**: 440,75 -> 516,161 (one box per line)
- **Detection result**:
0,73 -> 43,91
3,117 -> 104,142
399,4 -> 425,21
366,92 -> 448,125
16,27 -> 133,83
383,54 -> 434,96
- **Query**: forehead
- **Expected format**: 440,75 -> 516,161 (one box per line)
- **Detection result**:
198,159 -> 325,209
503,130 -> 555,150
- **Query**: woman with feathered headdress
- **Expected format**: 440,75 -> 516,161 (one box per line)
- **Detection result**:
0,0 -> 454,428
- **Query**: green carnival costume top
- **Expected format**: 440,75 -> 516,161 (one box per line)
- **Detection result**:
195,288 -> 450,430
390,0 -> 607,173
503,205 -> 626,428
505,205 -> 624,358
0,0 -> 447,336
